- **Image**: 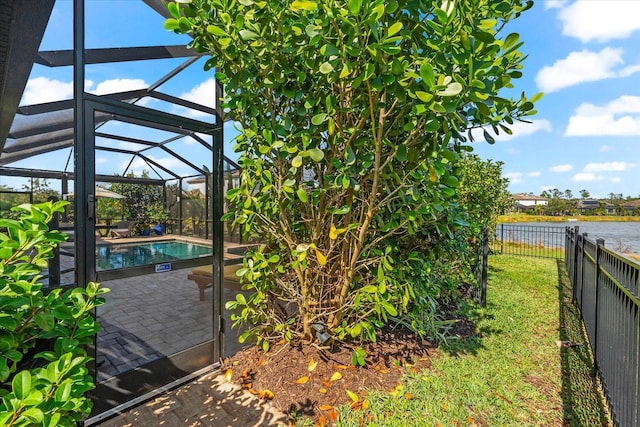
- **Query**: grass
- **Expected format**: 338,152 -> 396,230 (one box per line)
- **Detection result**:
334,255 -> 610,427
499,214 -> 640,223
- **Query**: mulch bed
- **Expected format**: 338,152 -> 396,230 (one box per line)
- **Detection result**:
221,315 -> 476,424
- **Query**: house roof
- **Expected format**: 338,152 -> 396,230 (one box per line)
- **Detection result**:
512,193 -> 547,201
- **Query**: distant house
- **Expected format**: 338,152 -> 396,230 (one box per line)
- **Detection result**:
576,199 -> 615,215
512,193 -> 548,213
622,199 -> 640,215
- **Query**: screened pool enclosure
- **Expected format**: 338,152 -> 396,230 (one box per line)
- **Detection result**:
0,1 -> 246,424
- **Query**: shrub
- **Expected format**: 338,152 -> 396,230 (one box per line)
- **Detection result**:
0,202 -> 108,426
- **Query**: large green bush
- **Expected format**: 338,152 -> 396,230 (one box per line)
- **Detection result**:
0,202 -> 108,426
166,0 -> 537,349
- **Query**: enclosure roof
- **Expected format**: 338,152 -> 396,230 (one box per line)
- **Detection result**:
0,0 -> 227,181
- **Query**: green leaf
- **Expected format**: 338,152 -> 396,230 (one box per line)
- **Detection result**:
483,129 -> 496,144
420,63 -> 435,87
320,62 -> 334,74
12,370 -> 31,400
239,29 -> 258,40
297,189 -> 308,202
311,113 -> 327,125
292,156 -> 303,168
307,148 -> 324,162
415,91 -> 433,103
206,25 -> 227,36
291,0 -> 318,11
348,0 -> 363,15
387,22 -> 403,38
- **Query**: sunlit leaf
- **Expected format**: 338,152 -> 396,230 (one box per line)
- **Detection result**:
315,249 -> 327,266
319,404 -> 334,411
295,376 -> 310,384
330,371 -> 342,382
291,0 -> 318,11
346,389 -> 359,402
308,359 -> 318,372
224,368 -> 233,382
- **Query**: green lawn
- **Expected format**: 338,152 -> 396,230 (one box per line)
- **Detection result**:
336,255 -> 610,426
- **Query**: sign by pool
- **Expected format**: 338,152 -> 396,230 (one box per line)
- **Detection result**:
155,263 -> 172,273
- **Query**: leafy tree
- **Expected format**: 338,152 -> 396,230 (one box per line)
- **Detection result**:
166,0 -> 537,346
109,172 -> 168,235
21,179 -> 59,204
0,202 -> 108,426
457,154 -> 511,235
579,189 -> 590,199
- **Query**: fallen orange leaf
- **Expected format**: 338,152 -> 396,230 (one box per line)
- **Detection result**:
327,409 -> 339,422
467,416 -> 475,424
362,399 -> 370,410
224,369 -> 232,382
330,372 -> 342,382
442,403 -> 449,411
248,388 -> 259,395
335,364 -> 348,370
308,359 -> 318,372
322,380 -> 331,388
295,376 -> 310,384
319,404 -> 334,411
317,415 -> 327,427
350,401 -> 361,410
404,392 -> 413,400
243,382 -> 253,390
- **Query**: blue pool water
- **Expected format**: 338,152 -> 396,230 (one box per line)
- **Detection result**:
96,241 -> 212,270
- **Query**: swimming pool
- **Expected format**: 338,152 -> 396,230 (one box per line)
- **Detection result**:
96,240 -> 212,271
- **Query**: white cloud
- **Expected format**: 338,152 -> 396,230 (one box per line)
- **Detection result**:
528,171 -> 541,177
21,77 -> 94,105
583,161 -> 636,172
21,77 -> 147,105
176,78 -> 218,118
557,1 -> 640,43
505,172 -> 524,184
610,177 -> 621,183
572,172 -> 603,182
565,95 -> 640,136
600,145 -> 613,152
90,78 -> 147,95
550,164 -> 573,173
535,48 -> 640,93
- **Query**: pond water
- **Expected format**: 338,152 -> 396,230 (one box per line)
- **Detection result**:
498,221 -> 640,253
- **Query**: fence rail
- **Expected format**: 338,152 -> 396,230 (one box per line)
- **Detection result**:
494,223 -> 565,259
566,226 -> 640,427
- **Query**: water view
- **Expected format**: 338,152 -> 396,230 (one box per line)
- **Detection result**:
498,221 -> 640,253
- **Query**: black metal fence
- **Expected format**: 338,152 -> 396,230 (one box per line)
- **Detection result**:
472,228 -> 489,307
495,223 -> 565,259
566,226 -> 640,426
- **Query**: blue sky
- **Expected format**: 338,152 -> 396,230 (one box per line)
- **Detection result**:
8,0 -> 640,199
472,0 -> 640,199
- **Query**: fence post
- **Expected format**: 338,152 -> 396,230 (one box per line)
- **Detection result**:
500,223 -> 504,255
47,195 -> 61,287
480,228 -> 489,307
573,226 -> 580,303
593,238 -> 604,377
580,232 -> 588,309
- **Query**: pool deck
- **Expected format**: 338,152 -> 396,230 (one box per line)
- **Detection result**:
49,235 -> 284,425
